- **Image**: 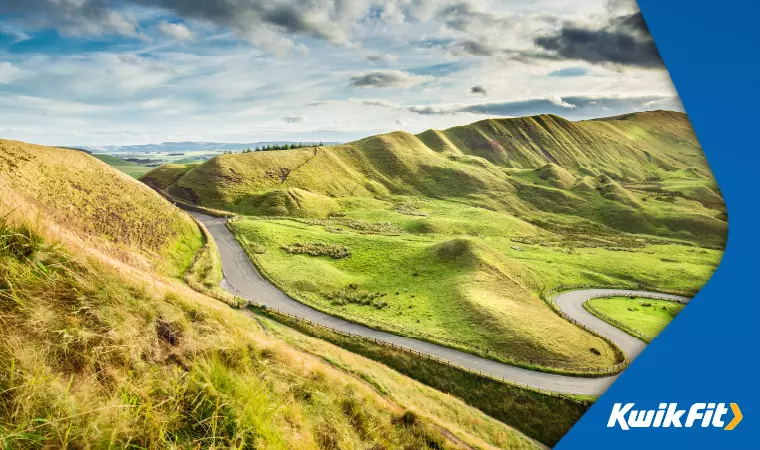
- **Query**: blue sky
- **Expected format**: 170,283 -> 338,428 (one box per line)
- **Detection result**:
0,0 -> 683,146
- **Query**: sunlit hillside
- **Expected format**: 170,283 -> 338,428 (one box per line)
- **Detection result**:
0,141 -> 542,449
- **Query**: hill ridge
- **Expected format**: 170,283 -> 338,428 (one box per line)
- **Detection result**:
142,110 -> 725,246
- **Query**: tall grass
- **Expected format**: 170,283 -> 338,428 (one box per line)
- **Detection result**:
0,219 -> 474,449
257,308 -> 591,447
0,141 -> 204,279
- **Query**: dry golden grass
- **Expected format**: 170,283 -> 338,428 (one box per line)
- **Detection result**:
0,140 -> 201,278
0,141 -> 538,449
0,215 -> 538,449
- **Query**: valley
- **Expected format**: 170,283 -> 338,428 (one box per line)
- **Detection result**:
143,111 -> 725,374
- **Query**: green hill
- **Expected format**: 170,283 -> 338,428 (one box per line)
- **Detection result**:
1,140 -> 201,277
143,111 -> 725,374
145,111 -> 726,245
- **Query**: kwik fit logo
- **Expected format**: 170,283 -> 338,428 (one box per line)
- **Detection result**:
608,403 -> 742,430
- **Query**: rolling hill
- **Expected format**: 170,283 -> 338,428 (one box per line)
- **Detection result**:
0,140 -> 544,449
1,140 -> 202,277
141,111 -> 726,374
144,111 -> 726,246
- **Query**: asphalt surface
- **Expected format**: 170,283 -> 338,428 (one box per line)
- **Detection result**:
553,289 -> 689,360
192,212 -> 690,396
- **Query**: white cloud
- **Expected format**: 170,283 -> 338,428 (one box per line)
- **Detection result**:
0,0 -> 685,146
158,21 -> 193,40
548,95 -> 576,109
0,94 -> 109,115
0,62 -> 22,84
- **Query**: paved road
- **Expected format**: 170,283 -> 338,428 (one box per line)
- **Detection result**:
192,212 -> 690,395
553,289 -> 689,360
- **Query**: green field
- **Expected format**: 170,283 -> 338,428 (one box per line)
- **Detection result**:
229,195 -> 720,372
586,296 -> 686,339
92,153 -> 153,178
143,110 -> 726,373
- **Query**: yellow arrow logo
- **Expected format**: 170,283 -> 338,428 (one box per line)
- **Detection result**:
724,403 -> 742,430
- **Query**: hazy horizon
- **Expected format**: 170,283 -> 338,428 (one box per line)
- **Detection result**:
69,107 -> 681,150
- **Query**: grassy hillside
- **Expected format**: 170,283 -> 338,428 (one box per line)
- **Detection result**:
0,140 -> 201,277
0,219 -> 540,449
585,296 -> 686,341
230,208 -> 720,371
146,111 -> 726,245
140,163 -> 198,191
92,153 -> 152,178
0,140 -> 544,448
142,111 -> 725,373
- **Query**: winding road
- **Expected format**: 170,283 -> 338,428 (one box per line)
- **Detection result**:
191,212 -> 690,396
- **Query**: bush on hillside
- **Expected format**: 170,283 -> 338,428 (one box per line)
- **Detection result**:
248,242 -> 267,254
344,219 -> 402,235
325,284 -> 388,309
394,200 -> 429,217
282,242 -> 350,259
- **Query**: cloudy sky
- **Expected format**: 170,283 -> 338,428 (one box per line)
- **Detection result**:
0,0 -> 683,146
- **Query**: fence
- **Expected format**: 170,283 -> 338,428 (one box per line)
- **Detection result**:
581,292 -> 689,343
540,284 -> 692,360
539,291 -> 630,375
228,221 -> 629,377
184,209 -> 691,381
254,304 -> 585,401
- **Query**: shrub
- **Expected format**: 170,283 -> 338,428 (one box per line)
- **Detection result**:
325,285 -> 388,309
393,200 -> 429,217
281,242 -> 350,259
394,411 -> 418,427
248,242 -> 267,254
344,220 -> 402,235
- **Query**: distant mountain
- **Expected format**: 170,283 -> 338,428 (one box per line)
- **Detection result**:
83,141 -> 340,154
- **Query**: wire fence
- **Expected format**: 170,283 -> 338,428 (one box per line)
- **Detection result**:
310,304 -> 628,375
184,214 -> 248,308
539,284 -> 692,361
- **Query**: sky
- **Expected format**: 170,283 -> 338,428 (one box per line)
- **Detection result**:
0,0 -> 684,146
